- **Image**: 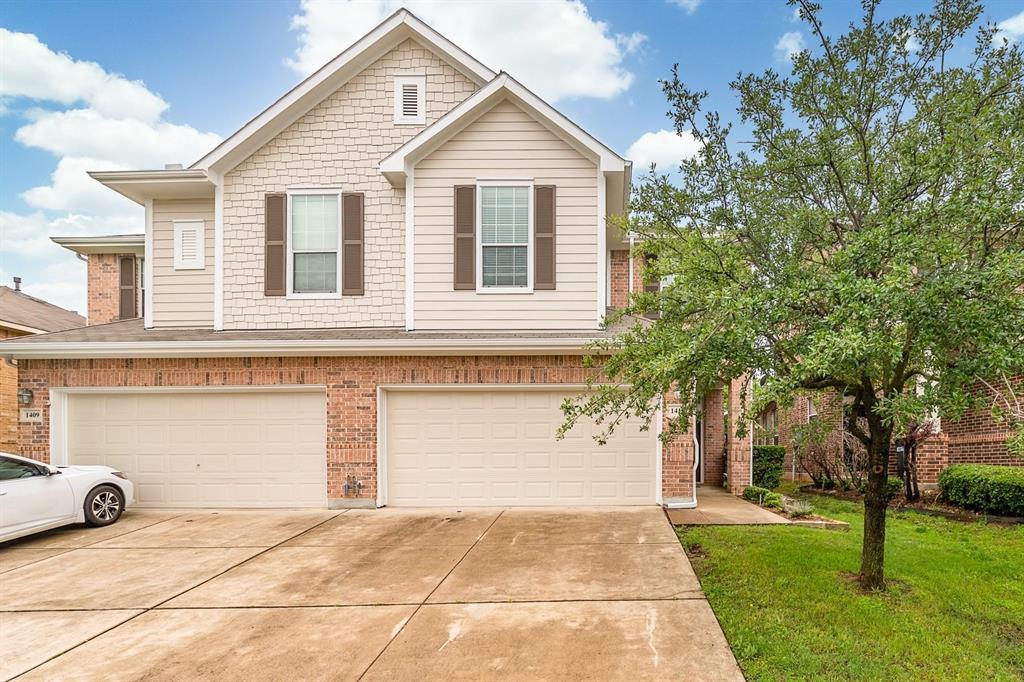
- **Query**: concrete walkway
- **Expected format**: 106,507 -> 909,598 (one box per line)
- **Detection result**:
0,507 -> 743,681
666,486 -> 791,526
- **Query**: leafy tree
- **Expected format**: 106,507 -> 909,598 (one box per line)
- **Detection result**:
564,0 -> 1024,589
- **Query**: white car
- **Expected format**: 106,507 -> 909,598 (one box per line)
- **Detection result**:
0,452 -> 134,543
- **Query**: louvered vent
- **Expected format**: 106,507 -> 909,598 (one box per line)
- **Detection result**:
180,230 -> 198,261
174,220 -> 205,270
394,76 -> 425,124
402,83 -> 419,118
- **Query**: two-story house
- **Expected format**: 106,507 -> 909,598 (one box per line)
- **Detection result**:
1,11 -> 754,509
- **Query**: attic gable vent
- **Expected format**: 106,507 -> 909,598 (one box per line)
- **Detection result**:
394,75 -> 426,125
173,220 -> 205,270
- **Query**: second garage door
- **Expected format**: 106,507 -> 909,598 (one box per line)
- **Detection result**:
67,390 -> 327,508
385,388 -> 657,506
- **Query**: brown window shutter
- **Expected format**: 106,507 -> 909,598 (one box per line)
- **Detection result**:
264,193 -> 287,296
342,192 -> 364,296
118,256 -> 136,320
534,185 -> 556,290
453,185 -> 475,290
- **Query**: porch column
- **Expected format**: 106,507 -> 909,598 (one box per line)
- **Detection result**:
661,390 -> 696,504
726,375 -> 753,495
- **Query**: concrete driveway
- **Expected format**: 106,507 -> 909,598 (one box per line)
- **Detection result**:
0,507 -> 742,681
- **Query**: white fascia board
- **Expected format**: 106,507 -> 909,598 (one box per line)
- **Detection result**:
0,320 -> 49,335
0,337 -> 612,360
191,9 -> 495,175
381,73 -> 628,185
51,235 -> 145,256
87,170 -> 214,206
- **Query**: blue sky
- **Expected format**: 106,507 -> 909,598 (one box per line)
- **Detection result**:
1,0 -> 1022,313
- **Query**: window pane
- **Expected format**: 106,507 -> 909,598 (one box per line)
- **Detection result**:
292,194 -> 338,252
294,253 -> 337,293
481,186 -> 528,244
0,457 -> 41,480
482,245 -> 528,287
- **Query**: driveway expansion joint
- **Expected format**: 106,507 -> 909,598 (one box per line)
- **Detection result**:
355,509 -> 506,681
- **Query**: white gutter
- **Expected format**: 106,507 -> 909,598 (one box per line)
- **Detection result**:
0,336 -> 611,360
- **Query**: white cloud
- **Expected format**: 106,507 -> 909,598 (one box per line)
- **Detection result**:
616,32 -> 648,55
286,0 -> 644,102
775,31 -> 806,63
0,30 -> 220,315
905,31 -> 922,54
0,28 -> 167,122
627,129 -> 702,173
15,109 -> 220,169
20,259 -> 90,315
19,157 -> 134,215
668,0 -> 702,14
0,210 -> 140,259
994,10 -> 1024,44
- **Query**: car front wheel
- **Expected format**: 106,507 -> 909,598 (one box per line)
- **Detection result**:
84,485 -> 124,527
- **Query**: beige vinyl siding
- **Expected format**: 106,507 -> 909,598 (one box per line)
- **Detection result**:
413,99 -> 599,330
152,198 -> 214,327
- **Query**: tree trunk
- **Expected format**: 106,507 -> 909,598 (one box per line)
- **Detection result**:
859,425 -> 892,590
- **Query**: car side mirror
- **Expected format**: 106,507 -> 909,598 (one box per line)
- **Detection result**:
42,464 -> 61,476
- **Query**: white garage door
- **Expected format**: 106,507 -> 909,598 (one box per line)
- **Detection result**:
385,389 -> 657,506
67,390 -> 327,508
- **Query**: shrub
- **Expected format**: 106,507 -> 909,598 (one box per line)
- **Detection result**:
753,445 -> 786,489
742,485 -> 783,509
792,418 -> 869,491
783,497 -> 814,517
939,465 -> 1024,517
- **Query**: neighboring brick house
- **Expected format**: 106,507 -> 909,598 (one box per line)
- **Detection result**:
770,387 -> 1022,486
0,280 -> 85,451
52,234 -> 144,325
1,10 -> 752,510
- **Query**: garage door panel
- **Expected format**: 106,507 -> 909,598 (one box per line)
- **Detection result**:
386,389 -> 656,506
68,391 -> 327,509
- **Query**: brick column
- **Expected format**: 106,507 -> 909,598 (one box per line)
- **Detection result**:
87,253 -> 122,325
727,376 -> 753,495
702,387 -> 726,486
609,250 -> 629,309
661,391 -> 696,503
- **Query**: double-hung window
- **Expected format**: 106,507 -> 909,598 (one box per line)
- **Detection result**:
289,192 -> 341,296
478,183 -> 532,291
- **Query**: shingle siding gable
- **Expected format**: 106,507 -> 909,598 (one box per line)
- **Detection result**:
222,39 -> 478,329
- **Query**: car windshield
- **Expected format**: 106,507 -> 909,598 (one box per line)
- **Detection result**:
0,456 -> 41,480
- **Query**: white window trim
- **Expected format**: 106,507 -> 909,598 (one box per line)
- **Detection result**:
286,188 -> 343,300
393,74 -> 426,125
173,220 -> 205,270
475,179 -> 534,294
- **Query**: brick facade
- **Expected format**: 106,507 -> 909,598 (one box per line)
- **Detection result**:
0,327 -> 28,451
87,253 -> 123,326
726,377 -> 754,493
774,381 -> 1023,486
661,391 -> 695,501
18,355 -> 696,506
610,250 -> 630,309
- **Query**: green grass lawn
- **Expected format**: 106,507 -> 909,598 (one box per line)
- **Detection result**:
678,490 -> 1024,681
